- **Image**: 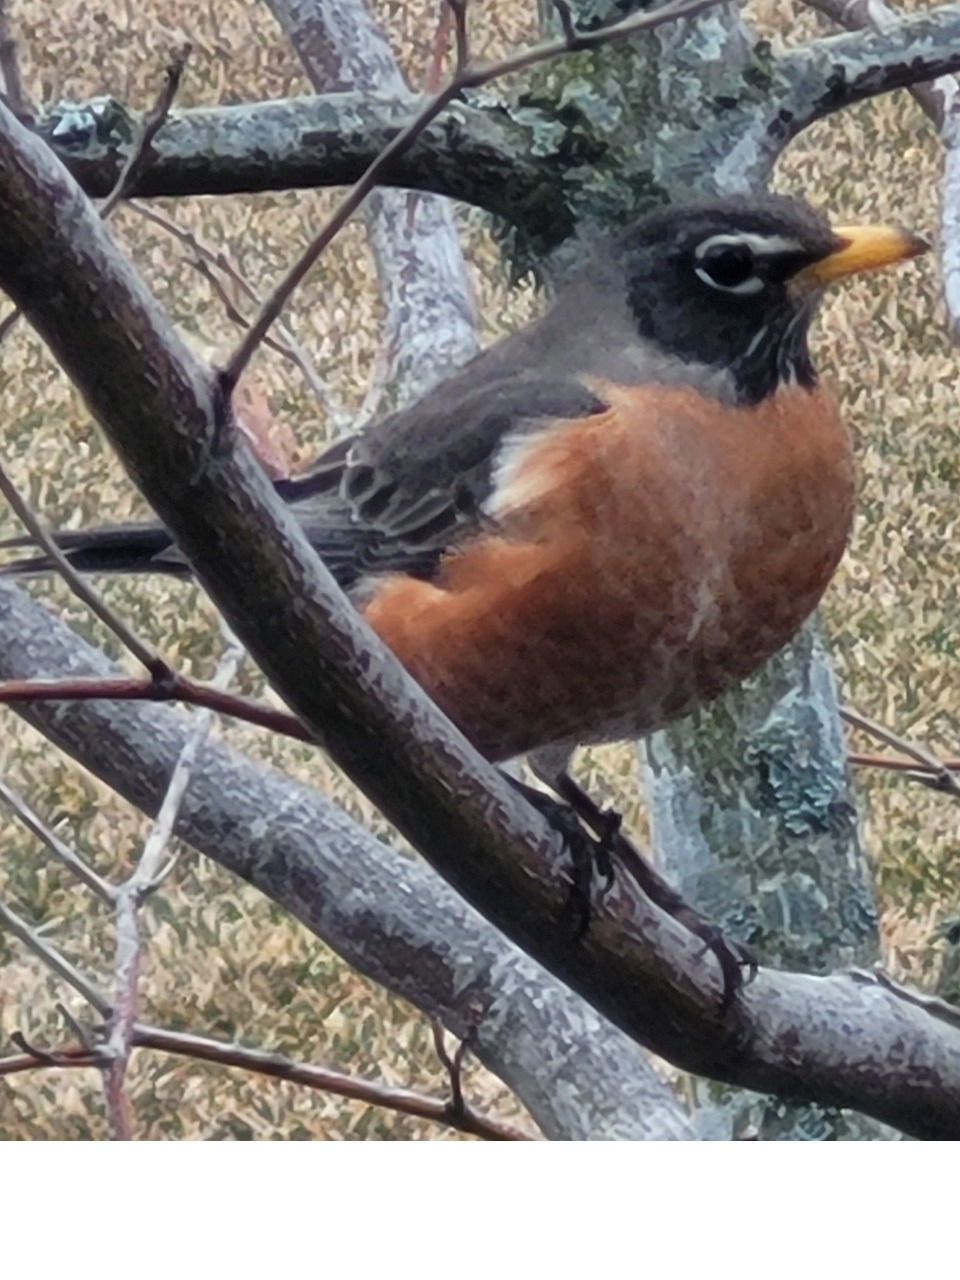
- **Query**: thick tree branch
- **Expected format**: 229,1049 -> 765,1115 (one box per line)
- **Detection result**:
776,5 -> 960,133
30,3 -> 960,260
39,92 -> 571,232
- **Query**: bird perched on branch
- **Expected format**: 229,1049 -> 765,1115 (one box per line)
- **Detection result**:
2,194 -> 925,782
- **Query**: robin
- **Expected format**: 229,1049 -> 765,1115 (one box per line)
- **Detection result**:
0,194 -> 926,972
2,193 -> 926,761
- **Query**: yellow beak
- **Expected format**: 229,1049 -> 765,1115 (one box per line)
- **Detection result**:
795,225 -> 929,288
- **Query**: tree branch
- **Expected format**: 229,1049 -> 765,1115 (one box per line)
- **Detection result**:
264,0 -> 479,408
0,582 -> 695,1141
2,579 -> 960,1138
777,4 -> 960,132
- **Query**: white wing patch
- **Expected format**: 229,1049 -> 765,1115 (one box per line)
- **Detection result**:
484,425 -> 565,521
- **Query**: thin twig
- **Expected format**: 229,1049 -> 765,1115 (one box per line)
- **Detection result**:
0,673 -> 310,741
0,1025 -> 533,1139
0,462 -> 169,676
458,0 -> 727,88
2,1042 -> 100,1073
99,43 -> 192,218
841,706 -> 960,796
552,0 -> 578,46
847,752 -> 960,774
0,777 -> 115,903
431,1019 -> 474,1120
221,0 -> 728,390
103,635 -> 245,1139
134,1022 -> 530,1139
0,896 -> 110,1015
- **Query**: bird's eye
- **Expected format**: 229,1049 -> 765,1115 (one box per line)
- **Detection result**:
694,238 -> 764,295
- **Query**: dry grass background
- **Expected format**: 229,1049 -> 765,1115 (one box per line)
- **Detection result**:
0,0 -> 957,1139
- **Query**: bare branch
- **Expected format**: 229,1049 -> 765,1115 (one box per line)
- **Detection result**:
0,460 -> 168,676
222,0 -> 732,388
0,1026 -> 534,1139
133,1023 -> 532,1139
99,43 -> 192,219
0,778 -> 115,903
0,896 -> 110,1016
0,674 -> 308,741
841,706 -> 960,798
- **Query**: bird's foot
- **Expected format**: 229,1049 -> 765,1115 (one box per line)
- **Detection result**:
554,771 -> 756,1013
507,778 -> 614,938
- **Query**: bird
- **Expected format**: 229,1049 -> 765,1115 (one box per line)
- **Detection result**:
1,193 -> 928,987
1,193 -> 926,777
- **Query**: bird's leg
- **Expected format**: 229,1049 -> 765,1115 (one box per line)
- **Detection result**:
554,770 -> 756,1012
506,776 -> 612,939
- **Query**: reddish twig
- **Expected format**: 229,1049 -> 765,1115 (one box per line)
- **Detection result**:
848,752 -> 960,775
842,705 -> 960,797
1,1026 -> 533,1140
0,673 -> 311,741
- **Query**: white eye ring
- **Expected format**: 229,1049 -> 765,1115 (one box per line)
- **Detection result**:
693,230 -> 807,295
694,264 -> 765,295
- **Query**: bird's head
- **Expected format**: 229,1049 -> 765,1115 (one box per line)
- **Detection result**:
613,194 -> 928,404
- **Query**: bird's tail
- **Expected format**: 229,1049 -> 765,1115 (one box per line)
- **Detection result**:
0,522 -> 188,578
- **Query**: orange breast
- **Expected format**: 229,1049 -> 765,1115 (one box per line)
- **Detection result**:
361,382 -> 854,762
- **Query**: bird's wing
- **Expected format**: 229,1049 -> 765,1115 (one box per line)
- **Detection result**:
276,361 -> 610,591
0,366 -> 609,588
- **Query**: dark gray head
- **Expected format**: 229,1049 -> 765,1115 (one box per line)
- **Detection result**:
607,194 -> 926,405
